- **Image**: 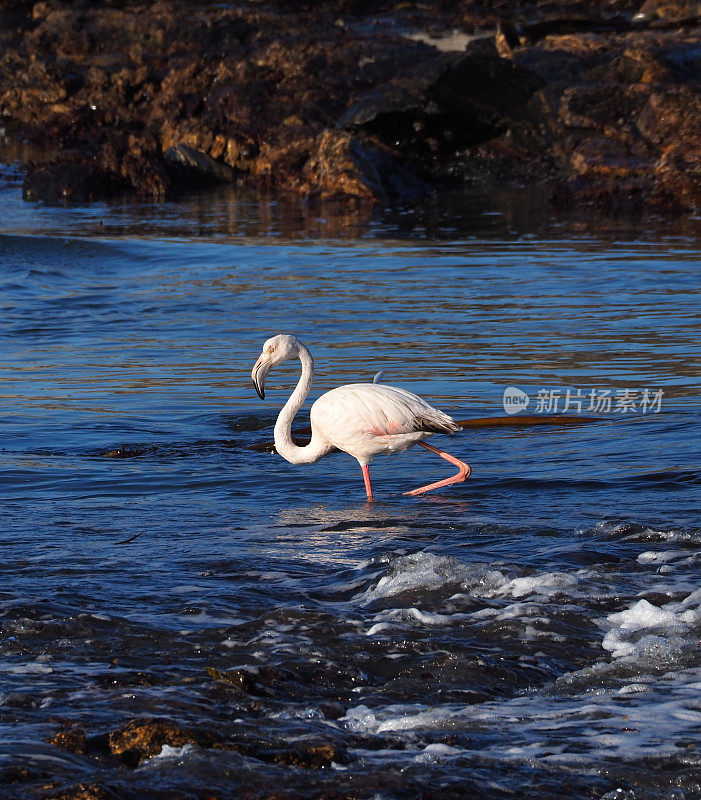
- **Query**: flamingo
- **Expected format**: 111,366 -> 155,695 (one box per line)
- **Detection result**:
251,334 -> 471,501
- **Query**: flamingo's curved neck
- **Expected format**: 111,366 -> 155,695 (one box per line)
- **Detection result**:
274,344 -> 330,465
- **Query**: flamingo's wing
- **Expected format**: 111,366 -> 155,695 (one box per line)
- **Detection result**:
311,383 -> 458,441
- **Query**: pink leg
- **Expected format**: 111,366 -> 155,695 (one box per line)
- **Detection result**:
361,464 -> 373,502
403,441 -> 471,497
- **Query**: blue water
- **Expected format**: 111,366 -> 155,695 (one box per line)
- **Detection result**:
1,178 -> 699,799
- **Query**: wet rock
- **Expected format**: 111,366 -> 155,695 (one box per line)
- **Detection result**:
632,0 -> 699,26
164,143 -> 239,185
303,130 -> 428,201
570,137 -> 654,177
614,45 -> 674,83
214,736 -> 348,769
94,670 -> 159,688
559,83 -> 651,139
521,13 -> 632,43
660,41 -> 701,81
98,136 -> 169,200
1,0 -> 699,211
206,666 -> 262,693
636,87 -> 701,210
48,727 -> 87,755
160,121 -> 258,173
653,142 -> 701,212
495,20 -> 519,58
43,782 -> 117,800
636,87 -> 701,146
107,718 -> 216,765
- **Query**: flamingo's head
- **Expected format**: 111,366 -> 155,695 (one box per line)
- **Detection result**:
251,334 -> 302,399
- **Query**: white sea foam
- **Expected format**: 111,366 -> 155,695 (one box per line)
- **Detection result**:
170,584 -> 206,594
637,550 -> 692,565
364,605 -> 469,635
488,571 -> 578,599
3,662 -> 54,675
342,703 -> 460,734
357,550 -> 585,608
617,682 -> 649,694
414,742 -> 465,762
356,551 -> 592,640
365,622 -> 393,636
357,552 -> 478,605
593,521 -> 700,544
601,590 -> 701,659
342,665 -> 701,763
178,609 -> 246,627
153,743 -> 195,760
470,601 -> 549,623
138,744 -> 196,768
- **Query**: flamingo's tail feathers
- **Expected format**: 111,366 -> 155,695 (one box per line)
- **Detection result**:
413,414 -> 460,436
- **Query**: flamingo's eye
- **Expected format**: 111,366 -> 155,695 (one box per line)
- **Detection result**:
268,346 -> 275,354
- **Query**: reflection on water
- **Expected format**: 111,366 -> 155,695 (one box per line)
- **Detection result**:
0,170 -> 699,800
1,157 -> 700,242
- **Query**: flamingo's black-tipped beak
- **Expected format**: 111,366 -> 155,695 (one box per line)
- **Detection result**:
251,356 -> 267,400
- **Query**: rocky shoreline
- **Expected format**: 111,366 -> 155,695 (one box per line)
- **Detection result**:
0,0 -> 698,212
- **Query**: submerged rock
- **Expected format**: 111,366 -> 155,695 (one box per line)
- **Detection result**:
271,742 -> 348,768
206,665 -> 262,693
107,718 -> 216,765
48,728 -> 87,755
43,784 -> 117,800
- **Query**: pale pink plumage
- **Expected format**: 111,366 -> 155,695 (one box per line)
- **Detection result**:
251,334 -> 470,500
310,383 -> 457,463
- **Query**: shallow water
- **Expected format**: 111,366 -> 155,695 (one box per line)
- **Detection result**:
1,174 -> 700,799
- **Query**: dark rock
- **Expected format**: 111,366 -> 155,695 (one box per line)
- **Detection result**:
518,14 -> 631,44
101,444 -> 146,458
22,158 -> 122,202
341,52 -> 544,158
0,764 -> 38,783
659,42 -> 701,81
636,87 -> 701,210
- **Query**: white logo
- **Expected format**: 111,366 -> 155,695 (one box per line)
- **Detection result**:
501,386 -> 664,415
503,387 -> 529,415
